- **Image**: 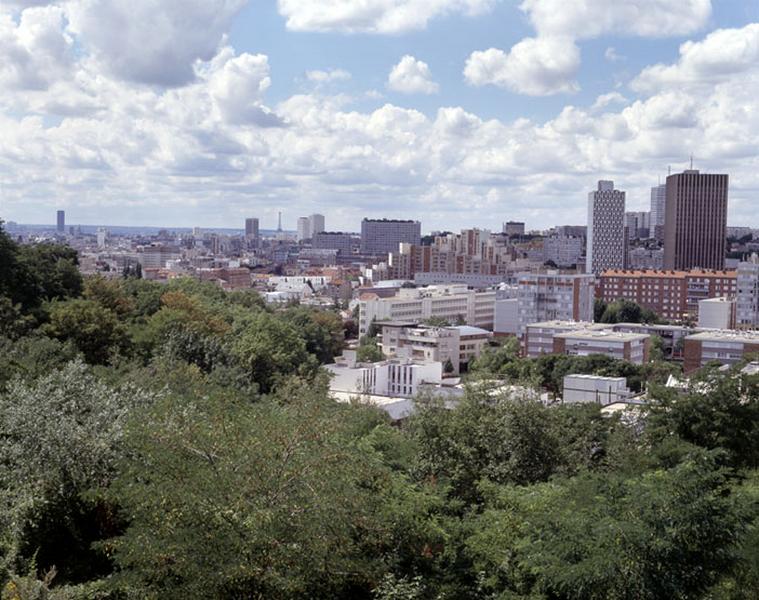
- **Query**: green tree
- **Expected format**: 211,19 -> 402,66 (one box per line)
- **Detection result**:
468,450 -> 750,600
42,300 -> 130,365
357,336 -> 384,363
233,312 -> 317,393
109,384 -> 390,598
0,362 -> 157,585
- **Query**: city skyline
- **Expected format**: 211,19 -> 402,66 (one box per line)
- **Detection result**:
2,2 -> 759,230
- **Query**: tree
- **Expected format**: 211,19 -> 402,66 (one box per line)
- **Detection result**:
0,362 -> 157,585
233,312 -> 317,393
422,316 -> 450,327
108,384 -> 391,598
42,300 -> 130,365
357,336 -> 384,363
468,450 -> 750,600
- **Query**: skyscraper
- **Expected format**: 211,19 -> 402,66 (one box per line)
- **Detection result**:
650,183 -> 666,241
309,214 -> 325,236
245,217 -> 259,238
663,169 -> 728,271
586,180 -> 626,274
56,210 -> 65,233
297,216 -> 311,241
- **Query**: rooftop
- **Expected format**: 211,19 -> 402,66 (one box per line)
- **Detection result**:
686,330 -> 759,342
555,329 -> 650,342
601,269 -> 736,279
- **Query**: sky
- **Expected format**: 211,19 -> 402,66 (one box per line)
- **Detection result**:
1,0 -> 759,233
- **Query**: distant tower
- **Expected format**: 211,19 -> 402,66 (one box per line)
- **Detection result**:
297,216 -> 311,241
56,210 -> 65,233
309,214 -> 325,236
650,183 -> 667,242
586,180 -> 626,275
245,217 -> 259,238
277,212 -> 282,232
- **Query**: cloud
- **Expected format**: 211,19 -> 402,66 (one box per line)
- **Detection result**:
521,0 -> 711,39
276,0 -> 495,33
387,55 -> 439,94
604,47 -> 623,62
465,0 -> 712,96
632,23 -> 759,93
464,37 -> 580,95
66,0 -> 248,86
592,91 -> 627,110
305,68 -> 351,83
0,6 -> 73,91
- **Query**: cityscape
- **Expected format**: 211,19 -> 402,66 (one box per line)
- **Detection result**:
2,1 -> 759,598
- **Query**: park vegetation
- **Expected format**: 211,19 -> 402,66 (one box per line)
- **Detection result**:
1,222 -> 758,599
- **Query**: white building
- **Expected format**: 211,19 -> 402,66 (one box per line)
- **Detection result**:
380,323 -> 492,374
516,272 -> 595,336
543,235 -> 584,267
309,214 -> 325,236
698,297 -> 736,329
358,284 -> 497,336
563,374 -> 632,405
587,180 -> 626,274
737,254 -> 759,328
297,216 -> 311,241
327,357 -> 443,398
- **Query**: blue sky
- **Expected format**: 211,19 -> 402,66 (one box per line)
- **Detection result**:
1,0 -> 759,232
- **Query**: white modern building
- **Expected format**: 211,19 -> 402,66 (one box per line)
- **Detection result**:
650,183 -> 666,241
327,356 -> 443,398
587,180 -> 626,274
297,216 -> 311,241
379,322 -> 492,374
358,284 -> 497,336
698,297 -> 736,329
309,214 -> 325,236
562,374 -> 633,405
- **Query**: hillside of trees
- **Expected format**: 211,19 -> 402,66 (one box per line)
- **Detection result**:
1,221 -> 758,600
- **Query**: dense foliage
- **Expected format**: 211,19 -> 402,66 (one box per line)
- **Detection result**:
1,222 -> 758,599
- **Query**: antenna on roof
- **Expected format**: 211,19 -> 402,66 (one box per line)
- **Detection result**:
668,165 -> 671,176
690,154 -> 694,169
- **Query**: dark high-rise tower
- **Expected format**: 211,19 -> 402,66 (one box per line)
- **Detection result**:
663,170 -> 728,271
56,210 -> 65,233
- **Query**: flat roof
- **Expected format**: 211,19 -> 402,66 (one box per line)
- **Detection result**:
686,330 -> 759,342
555,329 -> 650,342
453,325 -> 492,336
601,269 -> 736,278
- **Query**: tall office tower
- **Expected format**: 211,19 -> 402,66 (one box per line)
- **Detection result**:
360,218 -> 422,255
650,183 -> 666,241
663,169 -> 728,270
245,217 -> 259,238
297,216 -> 311,241
624,211 -> 650,240
56,210 -> 65,233
309,214 -> 325,236
277,212 -> 282,232
586,180 -> 626,274
96,227 -> 108,248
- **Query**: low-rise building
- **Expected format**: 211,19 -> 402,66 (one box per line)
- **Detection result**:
327,355 -> 443,398
683,330 -> 759,373
379,322 -> 492,374
525,321 -> 651,365
562,374 -> 633,405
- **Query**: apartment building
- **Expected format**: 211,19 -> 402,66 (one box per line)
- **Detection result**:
312,231 -> 357,255
543,235 -> 584,267
379,322 -> 492,374
524,321 -> 650,365
516,272 -> 596,335
683,330 -> 759,373
597,269 -> 737,322
358,284 -> 497,335
360,218 -> 421,255
587,180 -> 626,274
737,255 -> 759,328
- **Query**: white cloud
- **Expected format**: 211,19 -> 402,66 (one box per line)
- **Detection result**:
276,0 -> 495,33
0,6 -> 73,90
305,68 -> 351,83
464,37 -> 580,96
604,47 -> 623,62
632,23 -> 759,93
592,91 -> 627,110
67,0 -> 248,86
465,0 -> 712,96
521,0 -> 711,39
387,55 -> 439,94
